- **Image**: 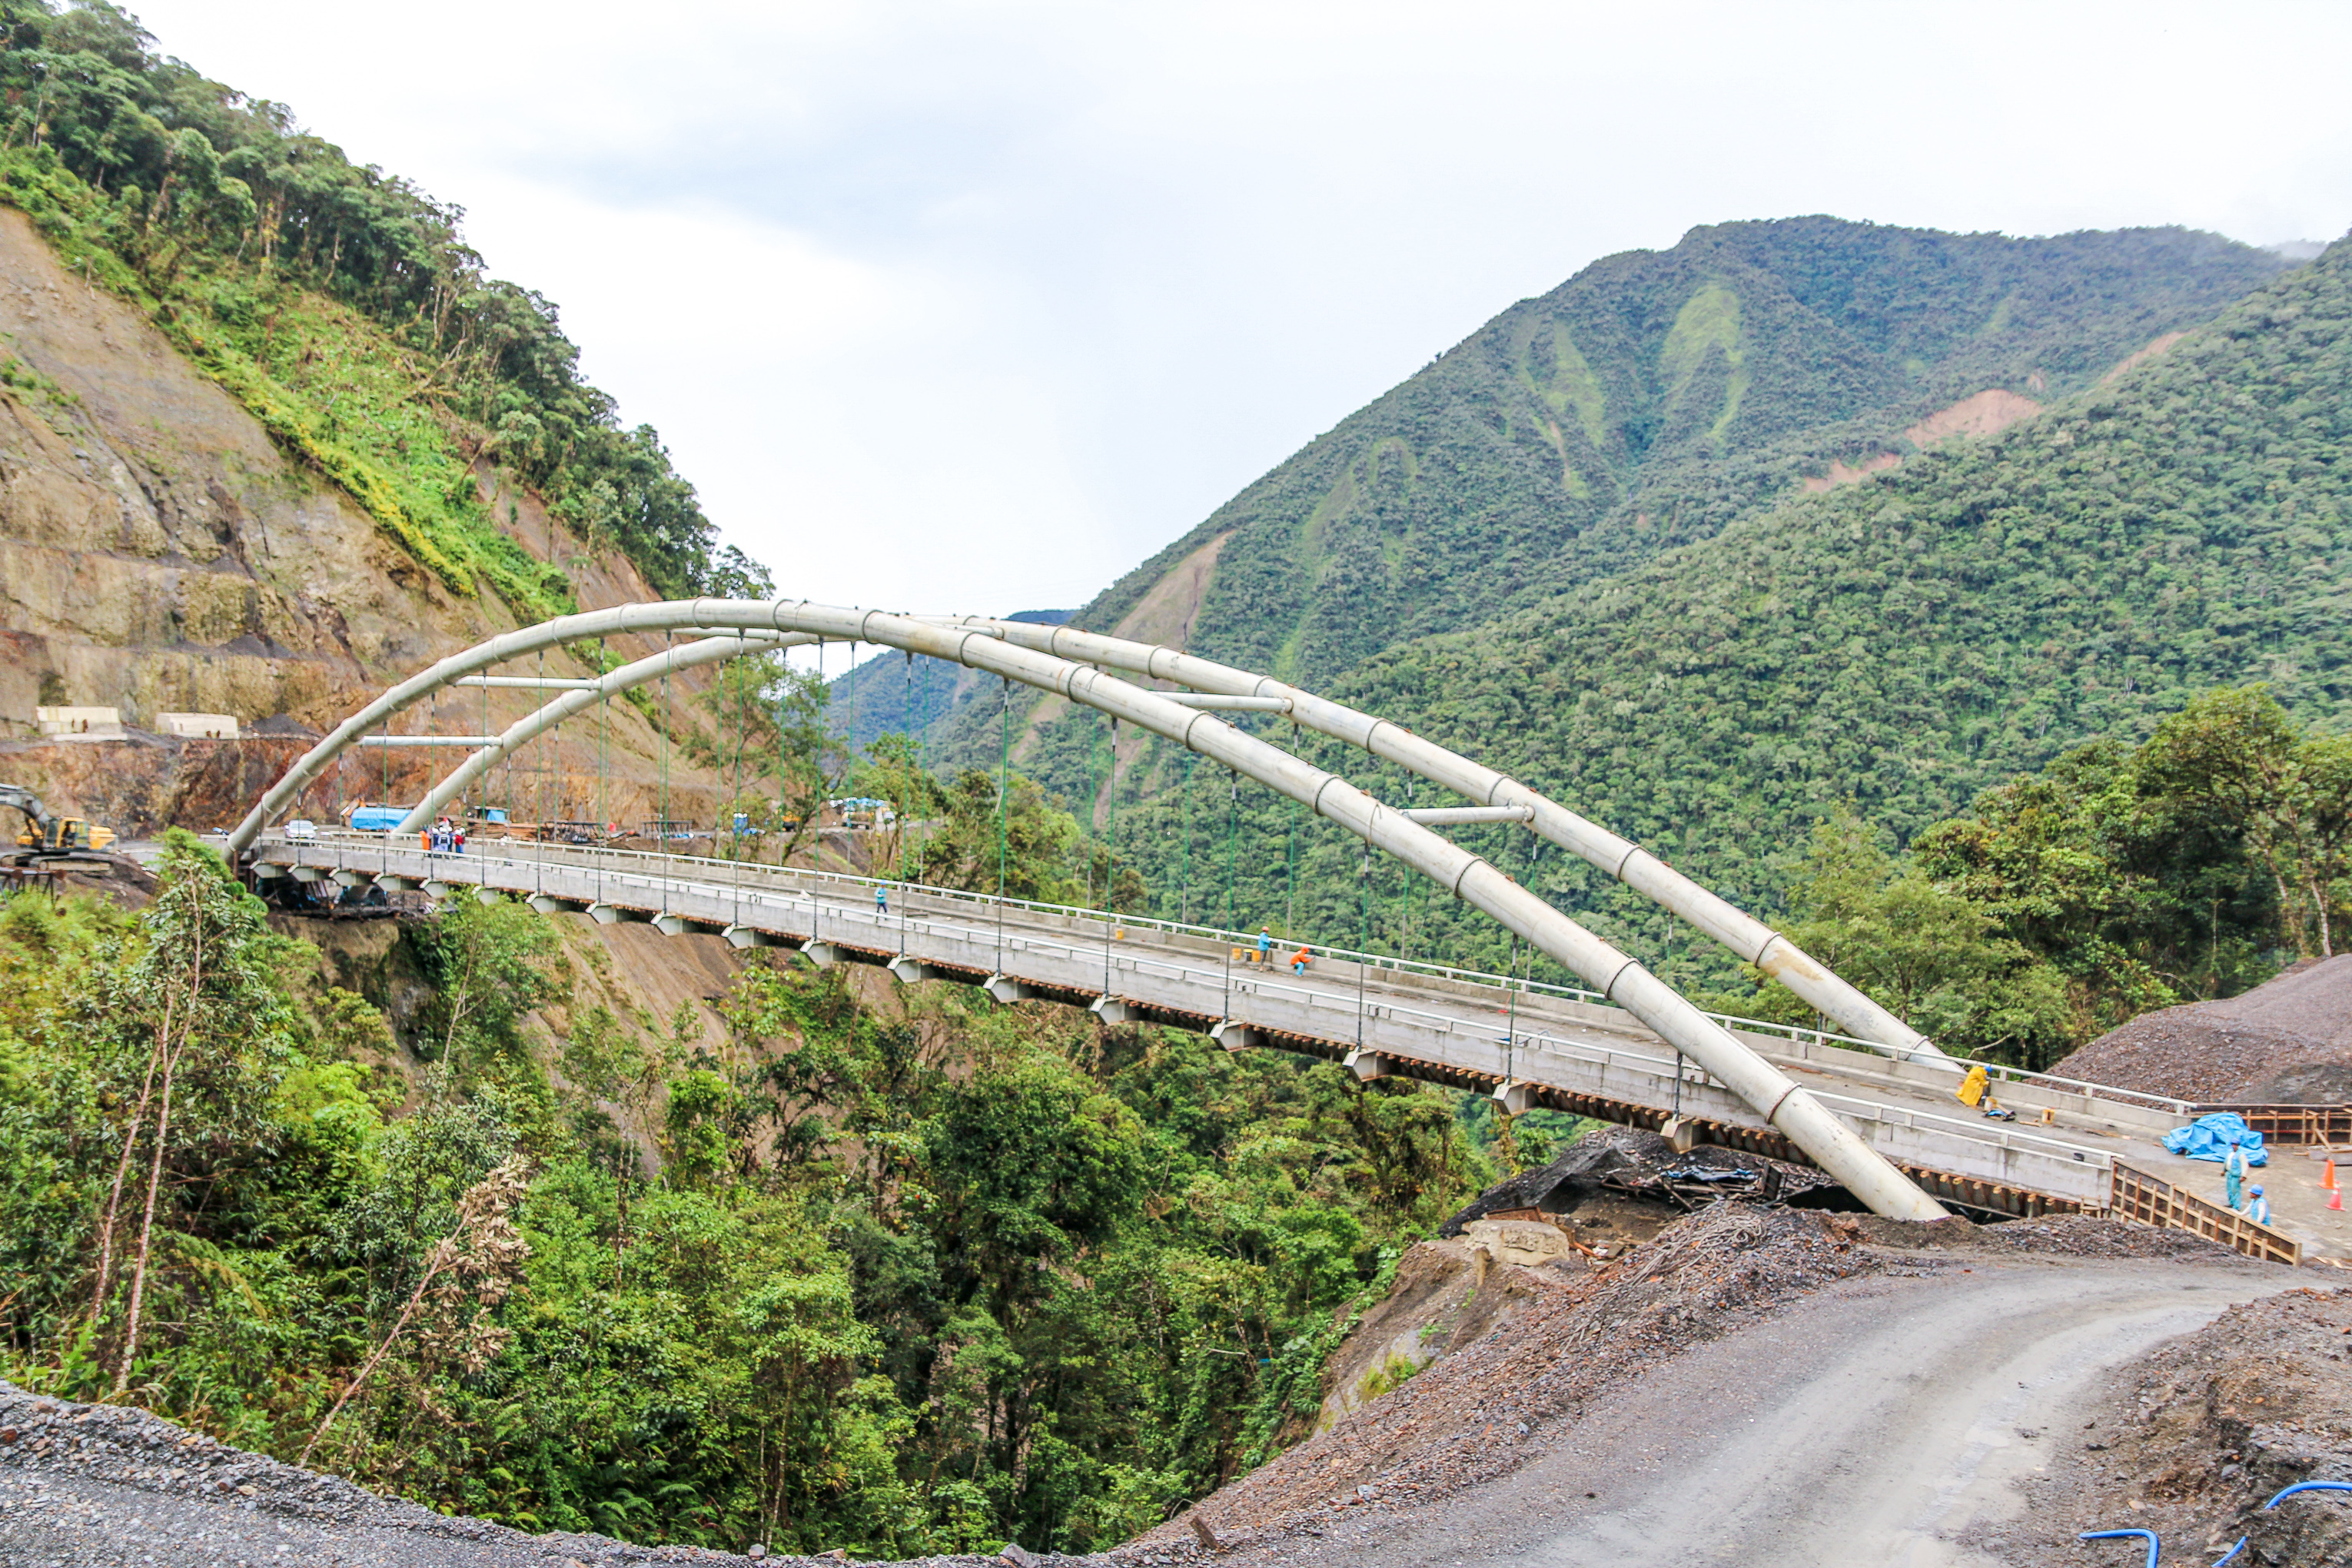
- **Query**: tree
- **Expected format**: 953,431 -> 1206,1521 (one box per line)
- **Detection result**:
1764,807 -> 2071,1067
2140,687 -> 2352,957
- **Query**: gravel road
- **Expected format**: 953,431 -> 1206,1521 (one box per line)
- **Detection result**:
1188,1254 -> 2294,1568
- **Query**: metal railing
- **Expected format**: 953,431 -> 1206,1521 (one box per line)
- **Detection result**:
256,829 -> 2198,1123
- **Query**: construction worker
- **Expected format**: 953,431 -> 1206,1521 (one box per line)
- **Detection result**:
875,882 -> 889,916
1957,1062 -> 1989,1109
1257,928 -> 1273,966
2224,1140 -> 2250,1211
1291,946 -> 1311,975
2246,1185 -> 2271,1225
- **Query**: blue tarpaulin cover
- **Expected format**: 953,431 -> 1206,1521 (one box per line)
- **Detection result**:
2162,1112 -> 2268,1165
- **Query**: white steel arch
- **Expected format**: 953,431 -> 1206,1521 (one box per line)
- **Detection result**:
228,597 -> 1948,1222
936,616 -> 1947,1067
394,631 -> 806,832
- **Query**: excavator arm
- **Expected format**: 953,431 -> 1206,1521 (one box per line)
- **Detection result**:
0,783 -> 56,842
0,783 -> 112,859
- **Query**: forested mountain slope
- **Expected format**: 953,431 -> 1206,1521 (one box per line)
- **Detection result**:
965,232 -> 2351,1041
0,1 -> 755,827
1318,233 -> 2352,923
1066,218 -> 2284,696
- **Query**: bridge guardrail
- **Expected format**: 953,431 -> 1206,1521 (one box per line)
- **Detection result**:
255,832 -> 2129,1209
249,829 -> 2196,1126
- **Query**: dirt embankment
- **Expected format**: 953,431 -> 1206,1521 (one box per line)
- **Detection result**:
1980,1286 -> 2352,1566
1118,1203 -> 2238,1566
2053,955 -> 2352,1102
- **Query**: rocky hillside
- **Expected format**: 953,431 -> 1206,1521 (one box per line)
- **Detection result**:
0,201 -> 726,832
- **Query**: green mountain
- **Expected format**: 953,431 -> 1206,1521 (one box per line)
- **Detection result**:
1068,217 -> 2286,693
982,231 -> 2351,1015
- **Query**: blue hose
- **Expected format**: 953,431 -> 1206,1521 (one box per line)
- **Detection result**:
2080,1528 -> 2160,1568
2264,1480 -> 2352,1510
2209,1538 -> 2244,1566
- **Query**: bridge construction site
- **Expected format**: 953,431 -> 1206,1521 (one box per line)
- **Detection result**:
223,594 -> 2340,1265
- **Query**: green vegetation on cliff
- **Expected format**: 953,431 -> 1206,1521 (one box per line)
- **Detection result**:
0,841 -> 1504,1555
0,0 -> 765,604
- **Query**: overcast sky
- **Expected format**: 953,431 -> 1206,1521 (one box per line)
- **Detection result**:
122,1 -> 2352,621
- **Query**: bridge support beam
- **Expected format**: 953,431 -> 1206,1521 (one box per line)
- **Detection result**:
955,614 -> 1945,1068
985,974 -> 1036,1003
587,902 -> 650,925
1091,996 -> 1134,1025
655,913 -> 725,937
1211,1019 -> 1261,1052
1492,1081 -> 1536,1116
804,941 -> 842,968
724,925 -> 786,949
1345,1049 -> 1389,1081
529,894 -> 589,915
890,955 -> 937,984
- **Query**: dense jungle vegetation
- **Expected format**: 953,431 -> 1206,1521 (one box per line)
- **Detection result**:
0,834 -> 1542,1556
0,0 -> 763,608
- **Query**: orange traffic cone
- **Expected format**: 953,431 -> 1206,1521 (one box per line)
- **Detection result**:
2325,1157 -> 2338,1191
2330,1187 -> 2343,1212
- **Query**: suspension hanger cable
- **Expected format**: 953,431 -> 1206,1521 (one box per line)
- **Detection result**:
1085,696 -> 1100,907
996,674 -> 1010,968
1181,747 -> 1195,925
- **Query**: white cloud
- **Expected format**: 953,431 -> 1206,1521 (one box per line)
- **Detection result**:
125,0 -> 2352,617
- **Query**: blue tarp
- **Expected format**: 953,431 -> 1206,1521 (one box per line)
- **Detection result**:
2161,1112 -> 2268,1166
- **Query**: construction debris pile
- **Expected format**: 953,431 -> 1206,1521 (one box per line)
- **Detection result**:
1978,1287 -> 2352,1566
2053,955 -> 2352,1103
1437,1128 -> 1839,1236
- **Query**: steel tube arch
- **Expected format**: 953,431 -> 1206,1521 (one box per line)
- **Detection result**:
938,615 -> 1944,1066
394,631 -> 806,833
233,597 -> 1948,1221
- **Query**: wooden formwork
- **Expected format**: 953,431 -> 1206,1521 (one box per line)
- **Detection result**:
2195,1105 -> 2352,1148
2110,1161 -> 2301,1266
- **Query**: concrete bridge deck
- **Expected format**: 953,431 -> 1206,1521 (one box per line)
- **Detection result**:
256,832 -> 2184,1217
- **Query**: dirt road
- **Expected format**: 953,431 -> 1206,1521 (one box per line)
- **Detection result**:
1217,1255 -> 2294,1568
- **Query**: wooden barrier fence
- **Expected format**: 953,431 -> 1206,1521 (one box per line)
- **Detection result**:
2110,1161 -> 2301,1266
2194,1105 -> 2352,1148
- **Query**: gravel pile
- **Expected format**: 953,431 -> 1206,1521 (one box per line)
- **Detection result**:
2052,955 -> 2352,1103
1976,1286 -> 2352,1566
0,1381 -> 1066,1568
1846,1211 -> 2245,1263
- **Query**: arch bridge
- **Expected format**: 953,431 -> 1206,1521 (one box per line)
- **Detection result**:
227,599 -> 2196,1224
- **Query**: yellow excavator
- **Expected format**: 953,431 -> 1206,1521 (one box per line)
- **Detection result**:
2,782 -> 116,868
